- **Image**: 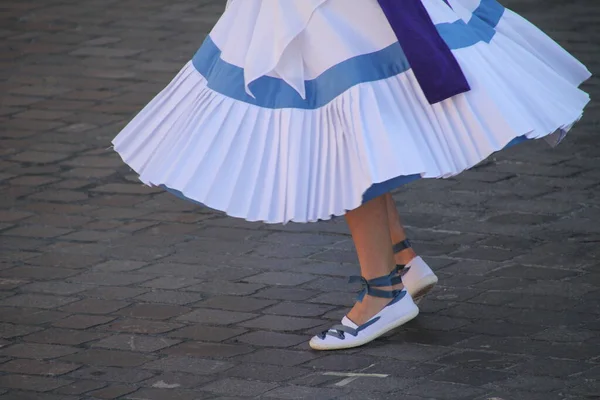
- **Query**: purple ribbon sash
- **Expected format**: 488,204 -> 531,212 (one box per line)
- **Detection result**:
377,0 -> 470,104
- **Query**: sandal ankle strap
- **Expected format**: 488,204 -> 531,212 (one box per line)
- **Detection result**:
392,239 -> 412,254
390,264 -> 410,286
349,269 -> 402,301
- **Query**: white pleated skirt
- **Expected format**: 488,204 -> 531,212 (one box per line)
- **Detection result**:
112,0 -> 591,224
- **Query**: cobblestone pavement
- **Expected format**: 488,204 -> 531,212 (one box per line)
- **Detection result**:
1,0 -> 599,399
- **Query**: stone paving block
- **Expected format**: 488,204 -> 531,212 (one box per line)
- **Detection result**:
226,363 -> 309,382
68,272 -> 154,286
340,376 -> 417,393
0,308 -> 67,326
102,319 -> 183,335
292,262 -> 356,278
60,230 -> 127,242
176,309 -> 257,325
168,325 -> 246,342
491,374 -> 568,393
61,156 -> 123,169
185,281 -> 265,296
88,384 -> 138,399
405,380 -> 487,399
9,151 -> 70,164
27,190 -> 89,203
227,255 -> 308,272
8,176 -> 61,186
199,378 -> 279,397
0,392 -> 80,400
490,264 -> 578,280
92,334 -> 180,353
474,390 -> 574,400
82,286 -> 149,300
24,328 -> 108,345
0,323 -> 43,338
139,276 -> 199,289
0,266 -> 79,281
59,349 -> 154,368
0,211 -> 32,222
430,366 -> 511,386
303,354 -> 380,373
133,290 -> 203,305
0,278 -> 25,291
435,350 -> 523,370
92,260 -> 147,272
286,373 -> 343,388
0,294 -> 78,309
439,303 -> 515,320
358,359 -> 444,380
116,304 -> 191,320
233,331 -> 307,348
254,287 -> 319,301
302,276 -> 355,293
126,387 -> 212,400
52,315 -> 115,330
511,357 -> 595,377
243,272 -> 317,286
0,343 -> 80,360
162,342 -> 253,359
238,315 -> 324,332
0,359 -> 80,376
19,282 -> 88,296
533,326 -> 596,342
262,302 -> 336,317
58,299 -> 130,314
197,296 -> 276,312
252,243 -> 324,259
503,308 -> 589,329
0,374 -> 72,392
2,224 -> 72,240
514,280 -> 597,298
468,291 -> 579,311
263,385 -> 346,399
362,343 -> 453,362
0,239 -> 43,253
308,291 -> 355,306
68,366 -> 155,383
568,376 -> 600,397
54,380 -> 107,395
456,335 -> 598,360
142,372 -> 214,389
142,356 -> 233,375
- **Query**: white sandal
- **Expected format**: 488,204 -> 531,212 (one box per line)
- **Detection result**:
393,239 -> 438,304
309,268 -> 419,351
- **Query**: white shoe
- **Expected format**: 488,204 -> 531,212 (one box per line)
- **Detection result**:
402,256 -> 438,304
309,270 -> 419,351
393,239 -> 438,304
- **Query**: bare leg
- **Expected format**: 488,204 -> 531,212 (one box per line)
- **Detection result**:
345,195 -> 402,325
310,194 -> 419,350
384,193 -> 417,265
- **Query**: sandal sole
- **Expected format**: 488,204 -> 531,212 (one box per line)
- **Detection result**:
410,275 -> 438,305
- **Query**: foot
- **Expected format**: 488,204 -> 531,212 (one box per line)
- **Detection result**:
392,239 -> 438,304
309,271 -> 419,351
401,256 -> 438,304
347,284 -> 397,325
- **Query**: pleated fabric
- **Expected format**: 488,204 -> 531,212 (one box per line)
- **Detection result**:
113,0 -> 591,224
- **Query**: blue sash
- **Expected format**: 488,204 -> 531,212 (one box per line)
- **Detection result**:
377,0 -> 471,103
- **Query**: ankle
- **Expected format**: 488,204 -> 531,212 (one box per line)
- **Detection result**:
347,292 -> 394,325
395,248 -> 417,265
